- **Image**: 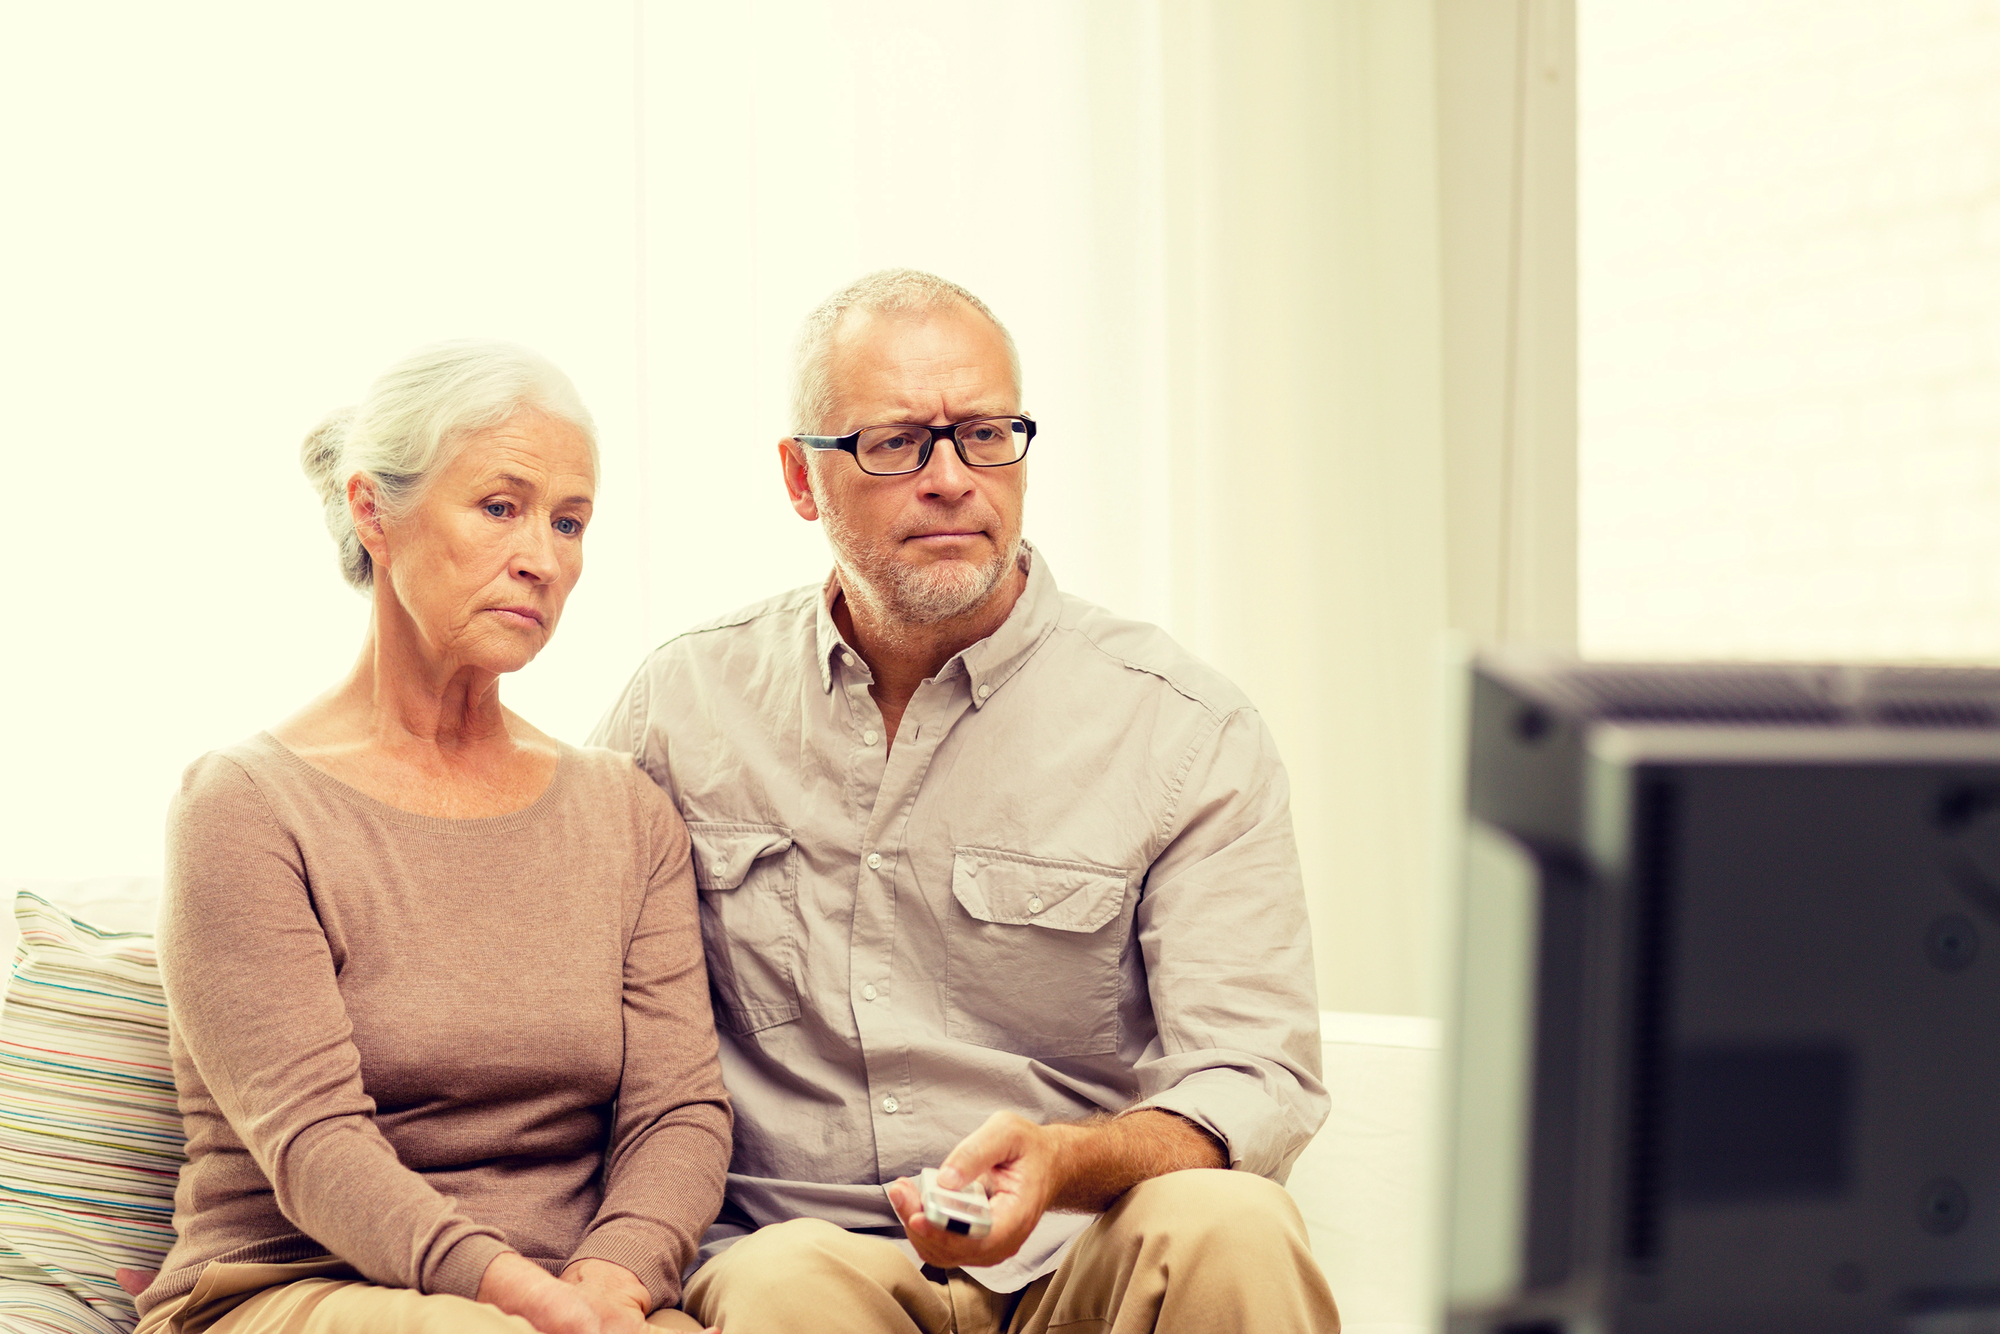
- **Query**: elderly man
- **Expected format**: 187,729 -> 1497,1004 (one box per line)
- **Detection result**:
591,269 -> 1337,1332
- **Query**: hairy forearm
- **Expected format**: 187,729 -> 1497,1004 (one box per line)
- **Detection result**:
1044,1109 -> 1227,1213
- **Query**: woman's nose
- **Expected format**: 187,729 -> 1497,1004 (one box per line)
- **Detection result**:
511,518 -> 559,582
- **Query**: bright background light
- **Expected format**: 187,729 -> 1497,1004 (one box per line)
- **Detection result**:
3,2 -> 1171,882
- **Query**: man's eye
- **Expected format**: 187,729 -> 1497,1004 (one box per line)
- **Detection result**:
554,517 -> 582,536
485,502 -> 510,517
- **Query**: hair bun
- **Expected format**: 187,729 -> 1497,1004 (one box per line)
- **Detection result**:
300,408 -> 356,506
301,407 -> 370,590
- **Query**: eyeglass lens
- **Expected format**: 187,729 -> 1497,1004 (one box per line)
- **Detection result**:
854,418 -> 1028,474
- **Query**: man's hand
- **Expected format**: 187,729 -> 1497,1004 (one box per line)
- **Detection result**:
479,1252 -> 676,1334
888,1110 -> 1061,1269
886,1107 -> 1228,1270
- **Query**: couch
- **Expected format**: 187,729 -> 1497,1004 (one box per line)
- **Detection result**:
0,879 -> 1438,1334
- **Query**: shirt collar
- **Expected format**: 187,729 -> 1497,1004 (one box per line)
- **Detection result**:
956,542 -> 1059,707
815,541 -> 1061,705
815,568 -> 859,693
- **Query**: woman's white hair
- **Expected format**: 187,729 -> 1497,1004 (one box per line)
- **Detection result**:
300,339 -> 597,592
789,268 -> 1021,435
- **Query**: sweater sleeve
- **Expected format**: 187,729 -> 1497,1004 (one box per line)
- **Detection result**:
159,753 -> 512,1297
564,775 -> 732,1309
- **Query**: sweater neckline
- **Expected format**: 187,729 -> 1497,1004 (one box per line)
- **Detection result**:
251,731 -> 576,835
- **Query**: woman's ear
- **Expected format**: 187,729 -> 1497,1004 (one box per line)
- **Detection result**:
348,475 -> 389,562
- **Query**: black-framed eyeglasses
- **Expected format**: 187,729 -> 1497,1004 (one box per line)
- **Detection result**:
794,416 -> 1036,477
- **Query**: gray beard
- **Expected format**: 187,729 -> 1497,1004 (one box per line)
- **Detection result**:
823,509 -> 1018,627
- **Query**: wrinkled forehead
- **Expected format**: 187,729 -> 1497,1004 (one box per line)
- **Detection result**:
825,303 -> 1020,427
443,409 -> 599,493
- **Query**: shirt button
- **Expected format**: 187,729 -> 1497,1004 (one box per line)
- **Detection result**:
841,650 -> 854,665
862,984 -> 878,1001
882,1096 -> 899,1114
867,852 -> 883,870
862,729 -> 880,746
977,683 -> 992,700
1028,895 -> 1044,914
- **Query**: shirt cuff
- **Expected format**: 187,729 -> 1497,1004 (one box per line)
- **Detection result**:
1124,1071 -> 1303,1180
568,1225 -> 681,1311
429,1233 -> 513,1301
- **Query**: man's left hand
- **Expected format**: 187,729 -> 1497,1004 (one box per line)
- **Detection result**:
886,1110 -> 1064,1269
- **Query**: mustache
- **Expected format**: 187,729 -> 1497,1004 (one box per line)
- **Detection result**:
897,510 -> 997,540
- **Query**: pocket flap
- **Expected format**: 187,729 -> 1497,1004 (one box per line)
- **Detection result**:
687,822 -> 794,891
950,847 -> 1129,933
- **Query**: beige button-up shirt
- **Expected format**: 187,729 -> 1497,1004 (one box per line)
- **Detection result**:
590,544 -> 1326,1290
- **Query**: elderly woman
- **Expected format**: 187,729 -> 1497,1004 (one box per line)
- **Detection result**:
135,342 -> 729,1334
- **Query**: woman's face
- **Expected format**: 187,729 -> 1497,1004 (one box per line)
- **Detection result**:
363,409 -> 596,676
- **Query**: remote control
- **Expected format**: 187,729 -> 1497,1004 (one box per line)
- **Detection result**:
917,1167 -> 993,1239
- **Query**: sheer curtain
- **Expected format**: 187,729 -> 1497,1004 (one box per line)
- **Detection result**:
2,0 -> 1574,1017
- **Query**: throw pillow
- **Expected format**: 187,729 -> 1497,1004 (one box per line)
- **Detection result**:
0,1279 -> 128,1334
0,892 -> 183,1331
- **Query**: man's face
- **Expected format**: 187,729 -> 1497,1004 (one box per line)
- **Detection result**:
786,302 -> 1027,625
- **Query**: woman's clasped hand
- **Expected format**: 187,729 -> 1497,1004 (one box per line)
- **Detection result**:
479,1255 -> 718,1334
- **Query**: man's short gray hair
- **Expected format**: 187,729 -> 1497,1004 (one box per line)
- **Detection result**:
789,268 -> 1021,435
300,339 -> 598,593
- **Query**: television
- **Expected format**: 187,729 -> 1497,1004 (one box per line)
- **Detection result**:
1445,654 -> 2000,1334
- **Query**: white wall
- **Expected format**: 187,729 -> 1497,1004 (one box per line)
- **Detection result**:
1580,0 -> 2000,661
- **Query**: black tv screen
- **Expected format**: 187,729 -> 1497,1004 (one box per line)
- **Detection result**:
1446,655 -> 2000,1334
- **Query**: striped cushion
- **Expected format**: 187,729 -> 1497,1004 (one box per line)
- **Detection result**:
0,1280 -> 129,1334
0,892 -> 182,1332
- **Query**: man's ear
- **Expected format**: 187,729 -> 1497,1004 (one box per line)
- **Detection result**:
348,474 -> 390,562
780,439 -> 820,522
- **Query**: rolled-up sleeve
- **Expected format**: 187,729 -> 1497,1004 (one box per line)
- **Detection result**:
1124,707 -> 1329,1181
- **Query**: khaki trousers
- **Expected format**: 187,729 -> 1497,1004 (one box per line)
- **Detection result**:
133,1257 -> 706,1334
683,1169 -> 1340,1334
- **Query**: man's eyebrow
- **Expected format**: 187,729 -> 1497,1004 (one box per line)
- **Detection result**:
871,406 -> 1017,424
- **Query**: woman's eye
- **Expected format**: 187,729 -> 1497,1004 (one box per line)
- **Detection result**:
485,502 -> 510,518
554,517 -> 582,536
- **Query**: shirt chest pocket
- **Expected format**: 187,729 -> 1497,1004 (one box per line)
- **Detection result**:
687,822 -> 802,1035
945,846 -> 1133,1058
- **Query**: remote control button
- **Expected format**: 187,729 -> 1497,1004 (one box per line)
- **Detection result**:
867,853 -> 883,870
1028,895 -> 1044,914
882,1096 -> 899,1114
862,984 -> 878,1001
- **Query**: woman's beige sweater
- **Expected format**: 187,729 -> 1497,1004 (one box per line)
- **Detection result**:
140,733 -> 730,1316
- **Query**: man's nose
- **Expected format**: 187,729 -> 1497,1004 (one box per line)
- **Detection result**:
917,433 -> 976,497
